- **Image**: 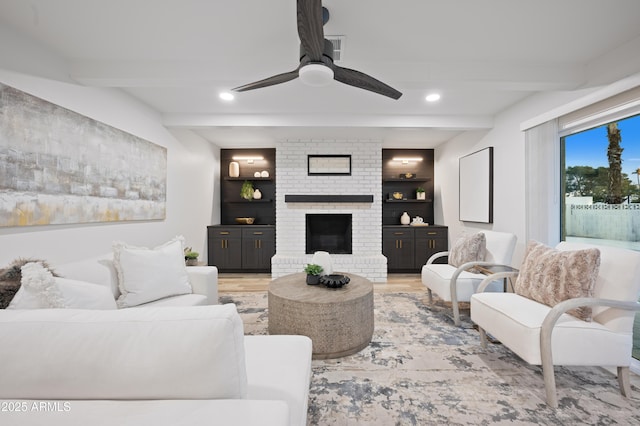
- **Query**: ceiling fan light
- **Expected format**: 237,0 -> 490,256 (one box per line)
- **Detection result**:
299,64 -> 334,87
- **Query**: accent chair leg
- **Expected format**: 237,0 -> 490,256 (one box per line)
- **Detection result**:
427,288 -> 433,304
452,301 -> 461,326
618,366 -> 632,397
478,326 -> 488,348
542,361 -> 558,408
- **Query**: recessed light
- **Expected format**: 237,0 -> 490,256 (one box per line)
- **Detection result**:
425,93 -> 441,102
219,92 -> 235,101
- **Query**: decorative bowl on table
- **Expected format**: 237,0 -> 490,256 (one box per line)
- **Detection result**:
319,274 -> 350,289
235,217 -> 255,225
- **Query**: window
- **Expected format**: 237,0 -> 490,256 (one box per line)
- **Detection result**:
561,113 -> 640,361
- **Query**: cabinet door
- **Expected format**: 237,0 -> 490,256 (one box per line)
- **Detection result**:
414,227 -> 448,267
383,228 -> 415,271
208,228 -> 242,271
242,228 -> 275,271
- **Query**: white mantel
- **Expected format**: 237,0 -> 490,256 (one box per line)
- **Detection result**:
271,140 -> 387,282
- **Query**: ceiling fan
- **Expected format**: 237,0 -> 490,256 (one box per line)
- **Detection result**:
232,0 -> 402,100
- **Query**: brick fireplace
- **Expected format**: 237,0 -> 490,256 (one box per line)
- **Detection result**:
271,140 -> 387,282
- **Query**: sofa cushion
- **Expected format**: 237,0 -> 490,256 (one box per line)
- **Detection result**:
513,241 -> 600,321
448,232 -> 486,268
54,278 -> 118,309
56,254 -> 119,299
0,304 -> 248,400
113,236 -> 192,308
245,335 -> 312,426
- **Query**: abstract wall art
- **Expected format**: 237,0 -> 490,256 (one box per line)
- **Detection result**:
0,83 -> 167,227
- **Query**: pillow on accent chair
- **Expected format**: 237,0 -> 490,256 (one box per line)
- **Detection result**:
113,236 -> 192,308
448,232 -> 486,267
513,240 -> 601,321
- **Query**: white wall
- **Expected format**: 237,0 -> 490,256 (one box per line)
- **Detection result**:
0,26 -> 219,266
435,89 -> 601,265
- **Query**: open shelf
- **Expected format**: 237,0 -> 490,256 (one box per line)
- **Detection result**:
224,177 -> 274,181
382,178 -> 431,182
384,199 -> 432,203
223,199 -> 273,203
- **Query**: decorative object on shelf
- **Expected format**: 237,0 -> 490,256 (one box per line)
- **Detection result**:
240,180 -> 254,200
303,264 -> 323,285
392,192 -> 403,200
319,274 -> 350,289
399,172 -> 416,179
235,217 -> 255,224
254,171 -> 261,178
184,247 -> 199,266
400,211 -> 410,225
416,187 -> 426,200
411,216 -> 429,226
253,188 -> 262,200
261,170 -> 269,178
229,161 -> 240,178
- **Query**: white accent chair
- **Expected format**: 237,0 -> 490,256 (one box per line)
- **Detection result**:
471,242 -> 640,408
421,230 -> 517,326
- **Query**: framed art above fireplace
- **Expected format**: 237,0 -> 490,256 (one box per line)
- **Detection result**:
307,155 -> 351,176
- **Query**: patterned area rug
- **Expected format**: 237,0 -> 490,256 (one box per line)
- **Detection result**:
220,292 -> 640,425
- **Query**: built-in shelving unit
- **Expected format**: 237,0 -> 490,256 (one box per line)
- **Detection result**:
210,148 -> 276,272
382,148 -> 446,272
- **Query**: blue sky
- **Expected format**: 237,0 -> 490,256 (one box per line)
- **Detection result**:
564,113 -> 640,182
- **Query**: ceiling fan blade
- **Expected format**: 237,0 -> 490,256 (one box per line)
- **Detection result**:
333,66 -> 403,100
297,0 -> 324,61
232,70 -> 299,92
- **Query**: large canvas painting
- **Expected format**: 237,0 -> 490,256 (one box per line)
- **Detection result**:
0,83 -> 166,227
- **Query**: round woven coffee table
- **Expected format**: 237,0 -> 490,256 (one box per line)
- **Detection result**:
268,272 -> 374,359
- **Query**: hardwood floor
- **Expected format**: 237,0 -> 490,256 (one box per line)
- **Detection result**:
218,273 -> 425,293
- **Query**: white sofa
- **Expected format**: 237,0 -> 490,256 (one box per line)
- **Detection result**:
54,253 -> 219,307
0,304 -> 313,426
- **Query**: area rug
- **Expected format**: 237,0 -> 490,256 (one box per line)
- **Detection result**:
220,292 -> 640,425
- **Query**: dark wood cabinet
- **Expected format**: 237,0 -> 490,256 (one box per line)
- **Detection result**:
383,227 -> 415,270
241,227 -> 275,271
413,226 -> 448,267
208,225 -> 275,272
208,227 -> 242,271
383,225 -> 448,272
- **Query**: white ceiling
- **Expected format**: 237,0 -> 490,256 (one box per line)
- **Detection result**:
1,0 -> 640,148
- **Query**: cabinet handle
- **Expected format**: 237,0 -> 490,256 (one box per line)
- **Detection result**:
399,240 -> 403,249
394,232 -> 404,235
220,231 -> 230,235
253,232 -> 263,235
259,240 -> 262,249
427,232 -> 437,235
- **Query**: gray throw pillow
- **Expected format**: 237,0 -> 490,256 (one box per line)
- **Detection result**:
513,241 -> 600,321
448,232 -> 486,268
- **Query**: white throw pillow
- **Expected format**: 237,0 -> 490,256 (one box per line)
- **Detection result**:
7,262 -> 65,309
113,236 -> 192,308
55,278 -> 118,310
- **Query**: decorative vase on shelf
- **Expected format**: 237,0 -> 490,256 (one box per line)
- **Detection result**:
400,211 -> 410,225
229,161 -> 240,178
253,189 -> 262,200
417,191 -> 426,200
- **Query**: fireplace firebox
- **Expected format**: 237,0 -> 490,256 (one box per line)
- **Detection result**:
305,214 -> 352,254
